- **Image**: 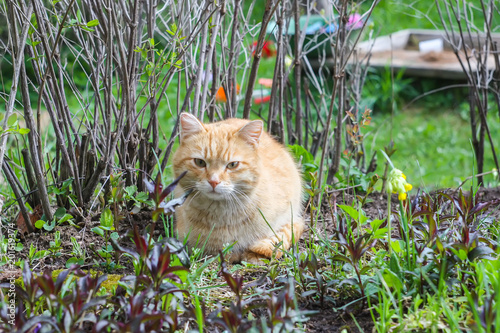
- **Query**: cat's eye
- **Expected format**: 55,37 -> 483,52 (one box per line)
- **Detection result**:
194,158 -> 206,168
226,161 -> 239,169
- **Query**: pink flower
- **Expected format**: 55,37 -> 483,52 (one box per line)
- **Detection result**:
347,13 -> 363,30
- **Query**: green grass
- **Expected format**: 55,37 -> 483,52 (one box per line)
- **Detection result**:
365,106 -> 500,189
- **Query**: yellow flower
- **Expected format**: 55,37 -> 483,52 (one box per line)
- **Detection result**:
387,168 -> 412,201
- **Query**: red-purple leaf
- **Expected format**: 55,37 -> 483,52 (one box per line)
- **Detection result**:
160,170 -> 188,202
331,254 -> 352,265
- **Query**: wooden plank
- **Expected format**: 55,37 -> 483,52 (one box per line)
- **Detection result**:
309,29 -> 500,80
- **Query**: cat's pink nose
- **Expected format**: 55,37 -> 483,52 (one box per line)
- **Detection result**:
208,179 -> 220,190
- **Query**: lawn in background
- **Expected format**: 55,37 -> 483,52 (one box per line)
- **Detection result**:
365,106 -> 500,190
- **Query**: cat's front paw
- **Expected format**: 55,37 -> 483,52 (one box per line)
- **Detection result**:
240,251 -> 269,265
248,236 -> 284,260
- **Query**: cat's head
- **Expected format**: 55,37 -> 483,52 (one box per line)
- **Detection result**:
173,113 -> 263,200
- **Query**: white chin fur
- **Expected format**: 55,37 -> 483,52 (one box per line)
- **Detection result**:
198,183 -> 233,200
201,191 -> 226,200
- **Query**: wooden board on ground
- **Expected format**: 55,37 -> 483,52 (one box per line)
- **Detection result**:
309,29 -> 500,80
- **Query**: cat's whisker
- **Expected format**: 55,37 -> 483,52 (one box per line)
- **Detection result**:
231,188 -> 254,208
190,191 -> 200,201
223,191 -> 238,215
185,189 -> 201,206
227,190 -> 254,217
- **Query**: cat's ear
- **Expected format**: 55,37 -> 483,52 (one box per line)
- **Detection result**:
179,113 -> 204,141
238,120 -> 263,146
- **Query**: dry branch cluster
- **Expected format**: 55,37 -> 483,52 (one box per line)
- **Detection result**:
0,0 -> 381,227
436,0 -> 500,185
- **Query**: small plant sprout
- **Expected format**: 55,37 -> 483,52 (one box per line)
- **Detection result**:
143,171 -> 191,222
92,207 -> 121,271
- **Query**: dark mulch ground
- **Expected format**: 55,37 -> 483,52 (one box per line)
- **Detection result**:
303,307 -> 373,332
3,186 -> 500,332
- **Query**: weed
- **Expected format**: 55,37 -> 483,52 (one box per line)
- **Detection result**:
48,230 -> 62,258
66,237 -> 86,268
27,243 -> 48,266
296,252 -> 336,306
34,207 -> 76,232
332,232 -> 376,300
91,206 -> 120,271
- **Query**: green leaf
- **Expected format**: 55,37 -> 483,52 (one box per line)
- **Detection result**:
136,192 -> 149,202
35,220 -> 45,229
125,185 -> 137,197
170,256 -> 189,282
374,227 -> 388,239
169,23 -> 178,34
97,249 -> 112,258
110,232 -> 119,240
389,252 -> 402,277
66,257 -> 79,268
382,268 -> 403,294
58,214 -> 73,224
468,246 -> 494,261
338,204 -> 368,225
302,163 -> 318,171
18,128 -> 30,135
449,247 -> 467,261
86,19 -> 99,27
289,144 -> 315,166
359,266 -> 371,275
152,209 -> 162,222
55,207 -> 66,218
435,237 -> 444,253
390,240 -> 403,253
43,220 -> 55,231
34,250 -> 49,260
100,207 -> 113,228
92,227 -> 104,237
7,114 -> 17,127
370,218 -> 384,231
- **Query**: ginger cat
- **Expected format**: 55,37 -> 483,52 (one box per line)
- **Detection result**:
172,113 -> 304,264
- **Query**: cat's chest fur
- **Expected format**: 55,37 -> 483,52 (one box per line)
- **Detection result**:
183,194 -> 257,227
175,192 -> 267,254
